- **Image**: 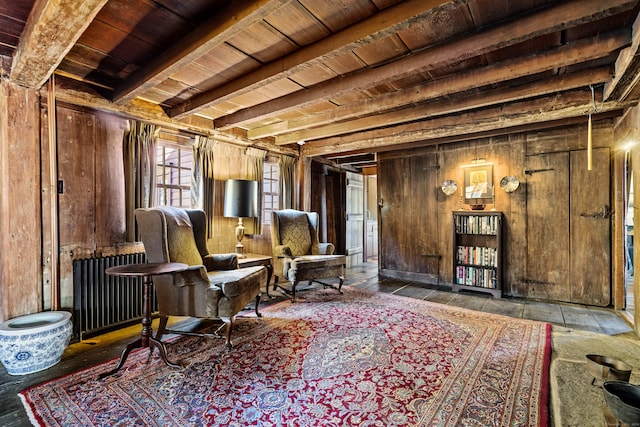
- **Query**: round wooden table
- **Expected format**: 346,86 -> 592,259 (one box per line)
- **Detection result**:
99,262 -> 188,379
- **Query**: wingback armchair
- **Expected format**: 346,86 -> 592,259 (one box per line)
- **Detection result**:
135,206 -> 266,349
270,209 -> 346,302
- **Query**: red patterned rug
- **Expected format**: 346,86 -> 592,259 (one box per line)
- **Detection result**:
20,288 -> 551,426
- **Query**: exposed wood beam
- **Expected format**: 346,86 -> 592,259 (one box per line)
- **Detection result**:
53,76 -> 297,157
169,0 -> 451,119
214,0 -> 636,129
274,53 -> 617,146
301,90 -> 627,157
605,11 -> 640,101
256,45 -> 615,142
9,0 -> 108,89
112,0 -> 293,103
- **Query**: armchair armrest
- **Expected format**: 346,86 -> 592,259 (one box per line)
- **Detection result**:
203,253 -> 238,271
312,243 -> 335,255
170,265 -> 209,287
274,245 -> 293,257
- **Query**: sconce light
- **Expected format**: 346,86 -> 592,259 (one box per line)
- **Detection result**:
499,176 -> 520,193
441,180 -> 458,195
223,179 -> 258,258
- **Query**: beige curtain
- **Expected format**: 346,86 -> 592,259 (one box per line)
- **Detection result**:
279,155 -> 296,210
246,147 -> 267,235
192,135 -> 217,238
123,120 -> 159,241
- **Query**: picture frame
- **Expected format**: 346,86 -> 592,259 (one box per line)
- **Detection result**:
463,164 -> 494,204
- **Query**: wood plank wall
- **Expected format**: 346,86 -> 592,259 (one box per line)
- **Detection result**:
377,120 -> 617,306
0,78 -> 42,320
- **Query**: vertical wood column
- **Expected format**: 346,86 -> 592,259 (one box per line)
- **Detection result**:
0,78 -> 42,321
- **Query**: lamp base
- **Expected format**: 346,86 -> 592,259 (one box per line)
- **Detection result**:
235,218 -> 246,258
235,243 -> 246,258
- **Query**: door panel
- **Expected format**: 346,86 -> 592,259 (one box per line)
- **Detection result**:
345,172 -> 364,267
570,148 -> 611,305
525,148 -> 611,306
525,152 -> 570,301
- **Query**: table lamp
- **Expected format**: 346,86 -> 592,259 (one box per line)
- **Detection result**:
223,179 -> 258,258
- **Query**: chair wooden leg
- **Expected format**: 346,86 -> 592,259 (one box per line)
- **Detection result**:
221,316 -> 234,349
291,280 -> 300,303
156,315 -> 169,341
255,294 -> 262,317
338,276 -> 344,293
273,276 -> 279,292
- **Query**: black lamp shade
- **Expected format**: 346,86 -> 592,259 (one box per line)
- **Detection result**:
224,179 -> 258,218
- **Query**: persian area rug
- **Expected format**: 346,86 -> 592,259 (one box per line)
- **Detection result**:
20,288 -> 551,427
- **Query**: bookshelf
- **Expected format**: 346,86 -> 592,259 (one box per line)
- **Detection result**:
452,211 -> 502,298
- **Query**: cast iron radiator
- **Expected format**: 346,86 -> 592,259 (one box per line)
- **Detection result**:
72,252 -> 155,341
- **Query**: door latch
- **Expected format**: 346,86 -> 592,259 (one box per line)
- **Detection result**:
580,205 -> 611,219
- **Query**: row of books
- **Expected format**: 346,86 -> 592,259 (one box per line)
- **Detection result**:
455,266 -> 497,289
456,245 -> 498,267
454,214 -> 499,235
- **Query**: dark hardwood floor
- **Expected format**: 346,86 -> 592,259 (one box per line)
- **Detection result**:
0,261 -> 632,426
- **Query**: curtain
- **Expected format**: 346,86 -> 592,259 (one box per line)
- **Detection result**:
192,135 -> 217,238
123,120 -> 159,241
279,155 -> 296,210
246,147 -> 267,235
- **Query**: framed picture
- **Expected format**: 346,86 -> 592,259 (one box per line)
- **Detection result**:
464,164 -> 494,203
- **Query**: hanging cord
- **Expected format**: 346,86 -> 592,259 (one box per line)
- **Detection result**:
589,84 -> 602,114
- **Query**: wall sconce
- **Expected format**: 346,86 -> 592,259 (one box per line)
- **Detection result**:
441,180 -> 458,195
223,179 -> 258,258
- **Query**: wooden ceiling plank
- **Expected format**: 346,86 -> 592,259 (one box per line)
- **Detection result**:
213,0 -> 636,129
301,90 -> 627,157
9,0 -> 109,89
267,32 -> 623,143
275,66 -> 613,145
169,0 -> 452,118
605,11 -> 640,101
112,0 -> 295,104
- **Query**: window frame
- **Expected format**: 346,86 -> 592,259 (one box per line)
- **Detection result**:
155,140 -> 193,208
262,160 -> 279,225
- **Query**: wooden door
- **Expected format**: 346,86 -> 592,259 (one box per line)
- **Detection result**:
345,172 -> 364,267
524,152 -> 570,301
569,148 -> 611,306
525,148 -> 611,305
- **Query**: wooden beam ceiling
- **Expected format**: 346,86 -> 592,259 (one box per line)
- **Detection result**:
301,90 -> 628,157
212,0 -> 636,130
10,0 -> 108,88
111,0 -> 295,104
168,0 -> 451,119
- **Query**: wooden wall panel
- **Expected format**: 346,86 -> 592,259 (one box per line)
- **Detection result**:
0,79 -> 42,320
94,112 -> 127,250
378,120 -> 615,306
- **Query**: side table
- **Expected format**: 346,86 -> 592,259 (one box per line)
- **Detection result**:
99,262 -> 187,379
238,253 -> 273,298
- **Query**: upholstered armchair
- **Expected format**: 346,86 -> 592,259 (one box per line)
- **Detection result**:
270,209 -> 346,302
135,206 -> 266,349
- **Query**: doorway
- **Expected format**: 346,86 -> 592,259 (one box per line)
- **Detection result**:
365,175 -> 378,263
624,156 -> 634,324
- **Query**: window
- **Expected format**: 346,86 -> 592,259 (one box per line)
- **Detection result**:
262,161 -> 279,224
156,142 -> 192,207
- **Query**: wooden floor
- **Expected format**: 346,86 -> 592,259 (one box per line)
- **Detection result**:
0,261 -> 633,426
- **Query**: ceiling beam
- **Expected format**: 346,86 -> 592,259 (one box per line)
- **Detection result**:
9,0 -> 108,89
213,0 -> 636,130
52,76 -> 297,157
301,90 -> 626,157
605,11 -> 640,101
255,39 -> 617,142
272,36 -> 620,145
169,0 -> 451,119
112,0 -> 295,103
277,66 -> 613,145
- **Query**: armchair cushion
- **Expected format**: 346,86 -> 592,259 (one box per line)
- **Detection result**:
160,206 -> 203,266
279,213 -> 312,256
203,253 -> 238,271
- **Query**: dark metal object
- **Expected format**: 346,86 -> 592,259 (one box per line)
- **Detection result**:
603,381 -> 640,425
586,354 -> 632,385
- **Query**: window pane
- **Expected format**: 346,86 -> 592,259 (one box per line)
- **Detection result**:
156,142 -> 193,208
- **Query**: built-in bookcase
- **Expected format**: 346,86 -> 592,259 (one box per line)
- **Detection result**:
452,211 -> 502,298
